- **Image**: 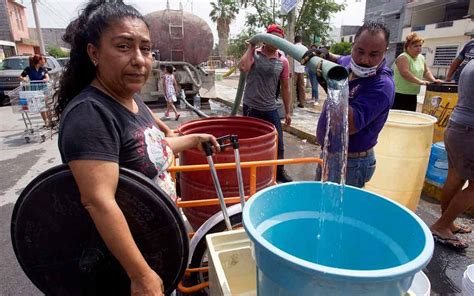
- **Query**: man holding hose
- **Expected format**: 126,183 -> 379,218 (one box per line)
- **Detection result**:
315,21 -> 395,188
239,24 -> 293,183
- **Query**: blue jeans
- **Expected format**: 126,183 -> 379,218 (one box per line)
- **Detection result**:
315,150 -> 376,188
307,70 -> 319,100
243,105 -> 284,160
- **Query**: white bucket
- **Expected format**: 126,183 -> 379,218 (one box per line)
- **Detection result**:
408,271 -> 431,296
463,264 -> 474,296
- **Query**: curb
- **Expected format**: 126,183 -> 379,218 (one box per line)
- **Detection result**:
213,96 -> 319,146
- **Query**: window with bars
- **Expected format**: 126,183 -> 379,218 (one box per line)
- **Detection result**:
433,46 -> 458,66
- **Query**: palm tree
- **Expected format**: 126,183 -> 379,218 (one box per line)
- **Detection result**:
209,0 -> 239,58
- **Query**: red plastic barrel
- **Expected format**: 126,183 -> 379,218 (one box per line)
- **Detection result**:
177,116 -> 277,229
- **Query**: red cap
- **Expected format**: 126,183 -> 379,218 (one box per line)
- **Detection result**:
266,24 -> 285,37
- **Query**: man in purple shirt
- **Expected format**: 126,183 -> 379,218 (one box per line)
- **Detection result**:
316,21 -> 395,188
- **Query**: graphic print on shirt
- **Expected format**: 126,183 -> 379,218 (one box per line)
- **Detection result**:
143,125 -> 177,200
144,126 -> 171,174
349,84 -> 360,101
461,47 -> 474,67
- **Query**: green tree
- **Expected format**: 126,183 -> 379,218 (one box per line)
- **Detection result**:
296,0 -> 344,45
243,0 -> 280,29
46,46 -> 69,58
209,0 -> 240,57
241,0 -> 344,46
228,28 -> 257,58
330,42 -> 352,55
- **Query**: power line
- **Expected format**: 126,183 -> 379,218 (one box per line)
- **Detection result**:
36,3 -> 65,27
38,0 -> 70,25
41,0 -> 70,23
43,0 -> 74,22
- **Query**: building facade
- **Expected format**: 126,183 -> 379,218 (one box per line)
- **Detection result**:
340,25 -> 360,43
0,0 -> 39,60
402,0 -> 474,79
364,0 -> 407,66
0,0 -> 16,60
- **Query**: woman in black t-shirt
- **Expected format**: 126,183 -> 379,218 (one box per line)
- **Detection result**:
19,54 -> 51,127
53,1 -> 219,295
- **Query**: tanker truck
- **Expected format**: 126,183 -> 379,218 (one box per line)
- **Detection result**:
141,8 -> 215,103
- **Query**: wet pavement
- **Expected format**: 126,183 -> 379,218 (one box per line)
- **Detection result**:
0,76 -> 472,294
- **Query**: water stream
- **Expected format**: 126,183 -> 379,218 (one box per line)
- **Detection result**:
321,78 -> 350,185
316,78 -> 349,263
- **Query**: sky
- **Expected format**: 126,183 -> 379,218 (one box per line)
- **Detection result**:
25,0 -> 366,43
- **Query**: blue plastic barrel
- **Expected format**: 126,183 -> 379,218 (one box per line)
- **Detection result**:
243,182 -> 434,296
425,142 -> 448,186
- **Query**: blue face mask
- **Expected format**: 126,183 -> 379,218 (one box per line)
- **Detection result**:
350,57 -> 378,78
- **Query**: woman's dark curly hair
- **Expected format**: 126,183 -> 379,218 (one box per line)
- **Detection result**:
53,0 -> 148,123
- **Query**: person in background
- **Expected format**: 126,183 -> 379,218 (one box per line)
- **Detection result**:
446,38 -> 474,83
430,59 -> 474,251
294,35 -> 308,108
306,44 -> 320,106
162,64 -> 180,120
392,33 -> 442,111
54,1 -> 220,294
239,23 -> 293,183
315,21 -> 395,188
19,54 -> 51,127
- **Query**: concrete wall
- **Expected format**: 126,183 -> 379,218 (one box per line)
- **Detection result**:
402,18 -> 474,40
411,4 -> 446,27
404,0 -> 472,27
16,43 -> 34,55
7,0 -> 30,42
364,0 -> 405,43
341,26 -> 360,36
365,0 -> 385,21
28,28 -> 68,49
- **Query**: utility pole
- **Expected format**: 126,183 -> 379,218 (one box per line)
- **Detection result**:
31,0 -> 46,54
287,7 -> 296,115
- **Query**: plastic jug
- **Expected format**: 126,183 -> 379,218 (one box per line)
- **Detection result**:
179,89 -> 186,109
193,94 -> 201,110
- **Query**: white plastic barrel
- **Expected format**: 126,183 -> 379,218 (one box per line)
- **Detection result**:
365,110 -> 437,211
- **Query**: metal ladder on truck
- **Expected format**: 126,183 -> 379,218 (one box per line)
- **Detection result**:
167,2 -> 185,62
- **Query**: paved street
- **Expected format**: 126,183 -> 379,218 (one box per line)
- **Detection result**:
0,108 -> 57,294
0,85 -> 473,294
0,100 -> 320,295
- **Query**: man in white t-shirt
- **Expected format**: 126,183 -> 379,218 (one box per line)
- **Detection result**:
294,36 -> 308,108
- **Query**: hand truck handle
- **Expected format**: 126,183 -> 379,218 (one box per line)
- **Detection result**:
203,135 -> 246,209
203,143 -> 232,230
202,141 -> 214,157
202,134 -> 239,156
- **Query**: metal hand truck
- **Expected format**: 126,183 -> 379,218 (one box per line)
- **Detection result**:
6,81 -> 53,143
202,135 -> 247,230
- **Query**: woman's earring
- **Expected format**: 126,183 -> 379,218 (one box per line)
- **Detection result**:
92,60 -> 97,66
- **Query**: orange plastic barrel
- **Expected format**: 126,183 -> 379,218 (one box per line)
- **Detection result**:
177,116 -> 277,229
